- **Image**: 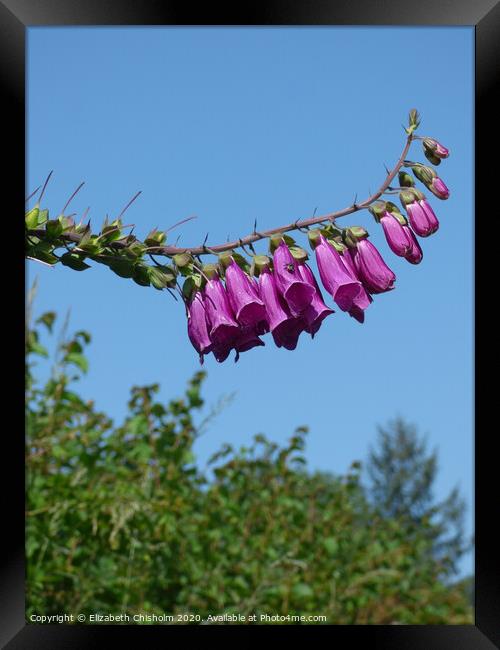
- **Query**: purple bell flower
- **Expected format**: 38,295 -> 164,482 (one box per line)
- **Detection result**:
272,240 -> 315,315
203,276 -> 240,349
258,266 -> 306,350
315,234 -> 366,312
224,258 -> 266,327
233,326 -> 265,362
187,291 -> 212,364
349,239 -> 396,294
403,226 -> 423,264
297,262 -> 334,337
406,199 -> 439,238
380,211 -> 413,257
338,250 -> 373,323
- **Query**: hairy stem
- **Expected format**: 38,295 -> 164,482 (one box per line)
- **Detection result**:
27,135 -> 413,260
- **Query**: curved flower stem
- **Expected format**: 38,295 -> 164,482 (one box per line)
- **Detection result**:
27,134 -> 414,260
150,134 -> 414,257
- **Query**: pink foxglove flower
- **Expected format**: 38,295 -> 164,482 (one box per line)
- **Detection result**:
297,262 -> 334,337
338,250 -> 373,323
407,199 -> 439,237
203,276 -> 239,350
379,211 -> 413,257
272,240 -> 315,315
314,234 -> 364,312
258,266 -> 306,350
349,239 -> 396,294
187,291 -> 212,364
224,258 -> 266,327
404,226 -> 424,264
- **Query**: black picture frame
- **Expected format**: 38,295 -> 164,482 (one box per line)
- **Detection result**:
5,1 -> 497,647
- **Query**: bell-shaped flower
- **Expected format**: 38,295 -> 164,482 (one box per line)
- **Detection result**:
403,226 -> 423,264
224,258 -> 266,327
258,266 -> 306,350
338,250 -> 373,323
272,240 -> 315,315
423,137 -> 449,159
233,326 -> 265,362
380,211 -> 413,257
297,262 -> 334,337
272,315 -> 307,350
187,290 -> 212,364
408,200 -> 439,237
314,234 -> 367,312
349,239 -> 396,294
203,275 -> 240,349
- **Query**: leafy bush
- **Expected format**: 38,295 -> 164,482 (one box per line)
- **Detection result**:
26,311 -> 472,624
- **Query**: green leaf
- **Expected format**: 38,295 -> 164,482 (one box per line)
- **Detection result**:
323,537 -> 339,555
65,352 -> 89,373
35,312 -> 56,333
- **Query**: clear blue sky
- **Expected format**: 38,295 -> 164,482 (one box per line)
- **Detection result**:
27,27 -> 474,576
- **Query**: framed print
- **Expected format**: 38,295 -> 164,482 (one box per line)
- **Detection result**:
4,0 -> 498,647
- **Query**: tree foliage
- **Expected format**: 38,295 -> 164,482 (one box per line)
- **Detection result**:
366,418 -> 469,575
26,311 -> 472,624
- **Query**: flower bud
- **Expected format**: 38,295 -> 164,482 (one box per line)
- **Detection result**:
412,164 -> 436,186
423,137 -> 449,159
429,177 -> 450,200
398,171 -> 415,188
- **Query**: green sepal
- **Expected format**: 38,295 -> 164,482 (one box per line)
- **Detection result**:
202,263 -> 219,280
148,265 -> 177,290
60,252 -> 91,271
412,164 -> 436,185
144,228 -> 167,247
132,264 -> 151,287
289,246 -> 309,262
368,202 -> 386,223
307,229 -> 321,250
25,207 -> 40,230
109,259 -> 136,278
122,241 -> 146,259
385,201 -> 407,226
45,219 -> 64,239
424,149 -> 441,166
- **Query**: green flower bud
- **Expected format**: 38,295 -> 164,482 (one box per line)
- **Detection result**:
398,171 -> 415,187
289,245 -> 308,262
173,252 -> 192,268
412,164 -> 436,185
424,148 -> 441,166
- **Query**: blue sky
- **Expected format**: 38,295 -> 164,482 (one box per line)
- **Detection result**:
27,27 -> 474,576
